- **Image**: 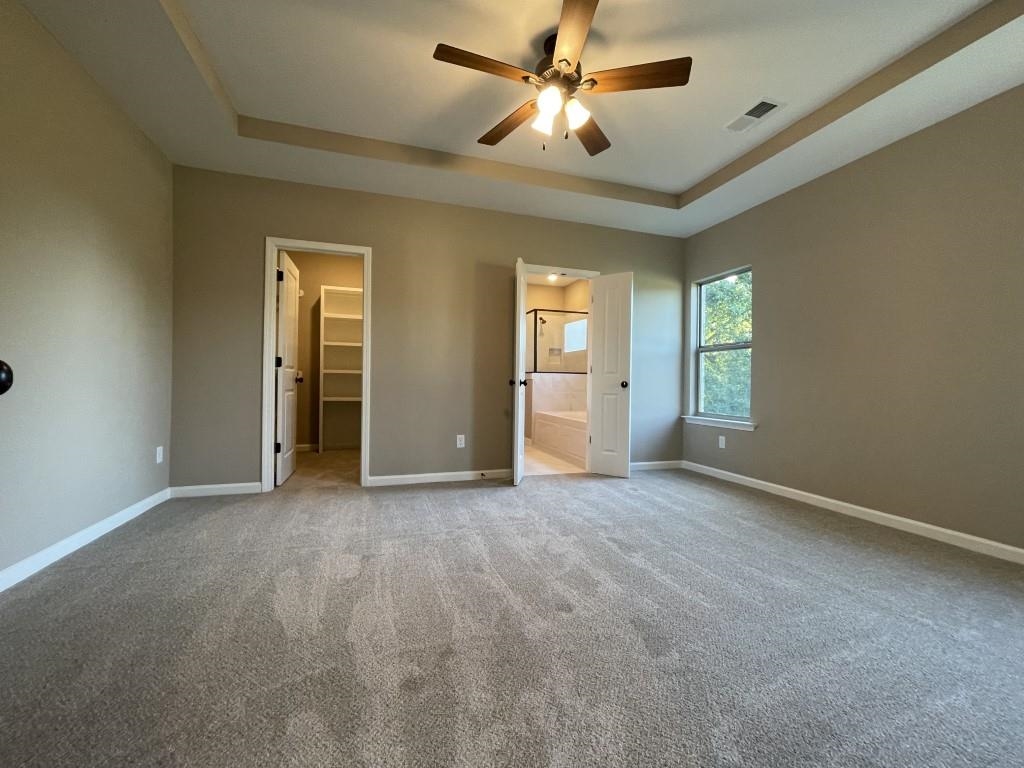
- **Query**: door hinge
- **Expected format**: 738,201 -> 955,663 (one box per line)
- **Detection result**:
589,435 -> 592,444
276,269 -> 284,282
274,442 -> 282,454
275,356 -> 282,368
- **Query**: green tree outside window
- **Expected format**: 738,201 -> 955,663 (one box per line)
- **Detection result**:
698,270 -> 752,418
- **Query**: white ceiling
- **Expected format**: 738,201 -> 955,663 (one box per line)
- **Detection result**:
527,273 -> 582,287
21,0 -> 1024,237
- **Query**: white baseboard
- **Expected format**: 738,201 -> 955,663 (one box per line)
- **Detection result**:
296,444 -> 315,453
365,469 -> 512,487
0,488 -> 171,593
631,460 -> 686,471
680,461 -> 1024,566
169,482 -> 263,498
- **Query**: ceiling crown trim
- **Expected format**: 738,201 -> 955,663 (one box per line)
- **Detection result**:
236,115 -> 678,208
157,0 -> 235,129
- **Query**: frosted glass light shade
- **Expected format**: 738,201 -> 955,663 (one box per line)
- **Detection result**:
531,111 -> 556,136
536,85 -> 564,115
564,98 -> 591,130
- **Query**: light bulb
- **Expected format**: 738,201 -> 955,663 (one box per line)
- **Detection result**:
547,273 -> 559,282
536,85 -> 564,116
531,111 -> 555,136
565,98 -> 591,130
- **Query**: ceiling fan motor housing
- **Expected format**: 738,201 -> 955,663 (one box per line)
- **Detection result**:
534,33 -> 583,94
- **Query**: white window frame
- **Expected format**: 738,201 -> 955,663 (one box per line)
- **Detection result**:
684,267 -> 757,431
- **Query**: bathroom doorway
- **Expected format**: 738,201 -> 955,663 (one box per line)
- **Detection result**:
512,259 -> 634,485
523,274 -> 591,477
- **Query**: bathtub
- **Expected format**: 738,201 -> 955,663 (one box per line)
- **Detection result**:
532,410 -> 587,468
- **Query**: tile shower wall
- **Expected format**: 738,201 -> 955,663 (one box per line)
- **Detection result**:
529,313 -> 588,373
530,373 -> 587,414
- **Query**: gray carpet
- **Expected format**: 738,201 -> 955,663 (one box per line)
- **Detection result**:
1,451 -> 1022,767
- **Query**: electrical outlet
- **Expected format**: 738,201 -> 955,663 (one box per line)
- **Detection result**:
156,446 -> 164,464
718,436 -> 726,449
456,434 -> 466,448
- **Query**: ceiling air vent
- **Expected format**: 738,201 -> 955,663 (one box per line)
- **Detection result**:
726,99 -> 783,133
745,100 -> 779,119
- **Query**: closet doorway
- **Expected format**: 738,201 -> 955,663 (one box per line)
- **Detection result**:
262,238 -> 372,490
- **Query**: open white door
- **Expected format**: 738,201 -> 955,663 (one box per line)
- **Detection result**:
275,251 -> 300,485
589,272 -> 633,478
512,258 -> 527,485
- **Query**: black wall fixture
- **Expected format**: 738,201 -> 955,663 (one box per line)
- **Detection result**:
0,360 -> 12,396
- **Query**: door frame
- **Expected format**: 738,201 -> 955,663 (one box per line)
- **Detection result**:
262,237 -> 372,490
519,263 -> 601,476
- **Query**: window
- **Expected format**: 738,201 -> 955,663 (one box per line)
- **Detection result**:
563,318 -> 587,353
696,269 -> 752,419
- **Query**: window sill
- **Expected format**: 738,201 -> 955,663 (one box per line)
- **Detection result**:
682,415 -> 757,431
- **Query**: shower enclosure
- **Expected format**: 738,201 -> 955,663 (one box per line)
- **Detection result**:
526,308 -> 588,374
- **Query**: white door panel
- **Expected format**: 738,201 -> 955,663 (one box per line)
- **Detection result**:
275,252 -> 300,485
512,258 -> 527,485
589,272 -> 633,478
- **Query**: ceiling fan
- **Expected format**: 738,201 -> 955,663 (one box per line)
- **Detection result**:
432,0 -> 692,157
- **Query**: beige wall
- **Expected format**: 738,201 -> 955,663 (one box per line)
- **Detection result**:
526,280 -> 589,313
172,167 -> 686,482
0,0 -> 173,571
564,279 -> 589,312
684,84 -> 1024,549
526,284 -> 564,312
287,250 -> 363,449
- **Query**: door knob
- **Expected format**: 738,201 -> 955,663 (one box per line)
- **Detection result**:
621,380 -> 629,388
296,375 -> 304,383
0,360 -> 11,395
520,379 -> 528,387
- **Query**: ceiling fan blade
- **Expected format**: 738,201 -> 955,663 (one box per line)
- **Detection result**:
553,0 -> 600,73
575,116 -> 611,156
433,44 -> 534,83
584,57 -> 693,93
478,101 -> 539,145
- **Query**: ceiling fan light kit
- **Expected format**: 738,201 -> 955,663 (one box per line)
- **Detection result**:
564,98 -> 591,130
531,110 -> 557,137
536,84 -> 565,116
432,0 -> 692,157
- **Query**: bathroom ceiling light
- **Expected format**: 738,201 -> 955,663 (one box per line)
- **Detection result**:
547,273 -> 559,282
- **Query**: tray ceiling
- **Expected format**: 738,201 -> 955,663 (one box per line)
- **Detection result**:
21,0 -> 1024,236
